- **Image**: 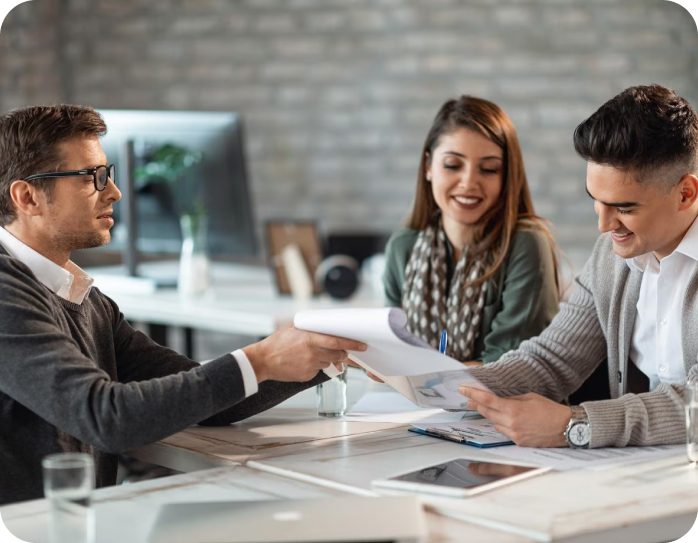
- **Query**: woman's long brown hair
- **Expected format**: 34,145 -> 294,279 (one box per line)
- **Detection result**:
407,95 -> 558,286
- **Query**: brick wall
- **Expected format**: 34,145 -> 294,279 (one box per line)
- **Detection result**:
0,0 -> 62,109
1,0 -> 697,269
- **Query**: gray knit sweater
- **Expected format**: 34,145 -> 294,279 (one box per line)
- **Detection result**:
470,233 -> 698,448
0,246 -> 325,504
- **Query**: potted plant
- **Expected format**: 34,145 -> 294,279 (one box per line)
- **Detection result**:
134,143 -> 210,295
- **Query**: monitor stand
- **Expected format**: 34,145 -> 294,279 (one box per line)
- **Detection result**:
120,139 -> 178,289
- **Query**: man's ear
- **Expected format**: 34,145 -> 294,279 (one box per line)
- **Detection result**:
9,180 -> 44,217
676,174 -> 698,211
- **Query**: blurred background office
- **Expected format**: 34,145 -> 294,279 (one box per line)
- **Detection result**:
1,0 -> 697,270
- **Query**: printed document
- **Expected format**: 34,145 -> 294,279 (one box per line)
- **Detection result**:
490,443 -> 684,471
294,308 -> 487,409
345,391 -> 476,424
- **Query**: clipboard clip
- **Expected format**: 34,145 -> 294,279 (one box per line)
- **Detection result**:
424,426 -> 466,443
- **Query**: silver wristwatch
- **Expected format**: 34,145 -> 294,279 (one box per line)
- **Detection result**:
564,406 -> 590,449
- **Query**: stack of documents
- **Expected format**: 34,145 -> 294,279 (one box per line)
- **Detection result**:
294,307 -> 488,410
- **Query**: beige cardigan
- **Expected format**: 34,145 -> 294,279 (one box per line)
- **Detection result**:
470,233 -> 697,448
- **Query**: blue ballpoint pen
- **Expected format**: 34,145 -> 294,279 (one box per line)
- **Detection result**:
439,329 -> 448,354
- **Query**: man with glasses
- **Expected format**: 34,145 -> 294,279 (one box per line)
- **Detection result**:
0,104 -> 365,504
459,85 -> 698,449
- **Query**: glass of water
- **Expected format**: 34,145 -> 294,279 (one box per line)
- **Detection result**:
42,452 -> 95,543
686,381 -> 698,463
317,367 -> 348,417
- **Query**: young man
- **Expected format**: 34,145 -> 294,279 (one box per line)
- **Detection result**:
460,84 -> 698,449
0,104 -> 366,504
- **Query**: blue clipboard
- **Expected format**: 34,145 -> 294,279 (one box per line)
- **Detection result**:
409,426 -> 514,448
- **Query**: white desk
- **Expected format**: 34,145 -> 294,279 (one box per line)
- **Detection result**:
2,376 -> 697,543
0,464 -> 525,543
3,409 -> 696,542
90,262 -> 383,337
248,434 -> 698,542
120,377 -> 698,543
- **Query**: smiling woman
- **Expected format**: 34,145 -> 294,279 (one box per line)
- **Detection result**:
383,96 -> 560,364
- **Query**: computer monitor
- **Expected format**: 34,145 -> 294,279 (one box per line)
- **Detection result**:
97,109 -> 258,269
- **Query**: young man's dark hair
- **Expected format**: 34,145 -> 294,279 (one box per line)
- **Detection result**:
0,104 -> 106,225
573,84 -> 698,187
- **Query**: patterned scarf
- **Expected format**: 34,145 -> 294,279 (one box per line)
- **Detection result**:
402,223 -> 490,361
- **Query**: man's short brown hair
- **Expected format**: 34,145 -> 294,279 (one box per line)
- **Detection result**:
0,104 -> 107,225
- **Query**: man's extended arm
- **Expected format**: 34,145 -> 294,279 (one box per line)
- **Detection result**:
468,259 -> 608,401
0,267 -> 351,454
466,243 -> 693,447
109,299 -> 332,428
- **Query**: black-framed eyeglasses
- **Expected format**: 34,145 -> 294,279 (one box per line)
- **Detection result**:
24,164 -> 116,192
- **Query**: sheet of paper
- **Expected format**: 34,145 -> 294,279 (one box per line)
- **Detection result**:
404,369 -> 486,409
344,392 -> 470,424
294,308 -> 489,410
294,308 -> 469,376
490,443 -> 685,471
347,391 -> 427,414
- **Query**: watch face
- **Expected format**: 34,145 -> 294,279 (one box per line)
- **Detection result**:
568,421 -> 590,447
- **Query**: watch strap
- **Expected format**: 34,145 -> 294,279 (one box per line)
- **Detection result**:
569,405 -> 588,423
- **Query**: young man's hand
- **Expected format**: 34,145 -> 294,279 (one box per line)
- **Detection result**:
243,326 -> 366,383
459,387 -> 572,448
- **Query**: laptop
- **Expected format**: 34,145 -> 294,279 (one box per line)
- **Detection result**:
147,495 -> 426,543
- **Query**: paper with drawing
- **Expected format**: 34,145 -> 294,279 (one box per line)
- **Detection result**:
293,307 -> 487,409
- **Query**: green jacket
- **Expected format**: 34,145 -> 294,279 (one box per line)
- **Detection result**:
383,227 -> 559,362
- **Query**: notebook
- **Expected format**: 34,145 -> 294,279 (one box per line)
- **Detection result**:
147,495 -> 426,543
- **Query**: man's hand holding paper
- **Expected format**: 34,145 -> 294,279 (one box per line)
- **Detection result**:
459,387 -> 571,447
293,308 -> 489,409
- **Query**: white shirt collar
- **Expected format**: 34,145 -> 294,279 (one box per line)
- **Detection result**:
0,226 -> 93,304
626,215 -> 698,273
675,216 -> 698,262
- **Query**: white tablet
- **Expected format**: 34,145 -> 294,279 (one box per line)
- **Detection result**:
372,458 -> 550,498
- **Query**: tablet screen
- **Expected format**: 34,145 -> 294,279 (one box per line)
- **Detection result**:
390,459 -> 537,490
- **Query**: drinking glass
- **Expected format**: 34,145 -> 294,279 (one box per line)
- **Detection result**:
42,453 -> 95,543
317,368 -> 348,417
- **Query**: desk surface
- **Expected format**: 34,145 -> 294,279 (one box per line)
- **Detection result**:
3,405 -> 696,543
126,378 -> 698,543
3,377 -> 697,543
1,464 -> 529,543
132,370 -> 399,472
90,262 -> 383,336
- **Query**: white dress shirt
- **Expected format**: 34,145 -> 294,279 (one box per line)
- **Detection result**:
0,226 -> 94,304
0,226 -> 259,396
628,218 -> 698,390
